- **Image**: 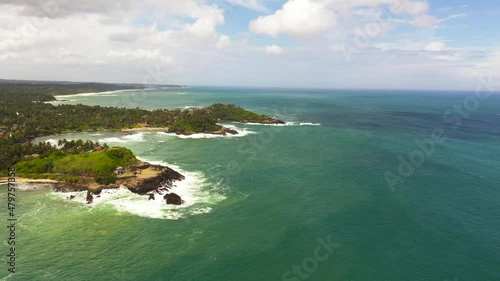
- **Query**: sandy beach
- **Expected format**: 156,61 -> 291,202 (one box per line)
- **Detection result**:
0,178 -> 60,185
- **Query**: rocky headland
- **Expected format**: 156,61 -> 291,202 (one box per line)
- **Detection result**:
52,161 -> 186,205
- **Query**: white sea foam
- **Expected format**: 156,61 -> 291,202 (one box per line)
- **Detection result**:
51,158 -> 225,220
98,132 -> 145,144
98,137 -> 128,143
13,183 -> 54,191
241,121 -> 295,126
46,99 -> 77,104
243,121 -> 320,126
53,89 -> 140,98
122,132 -> 145,142
45,138 -> 60,146
93,94 -> 119,97
161,124 -> 256,139
177,92 -> 187,95
190,207 -> 213,215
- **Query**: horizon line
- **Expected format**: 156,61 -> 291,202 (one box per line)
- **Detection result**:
0,78 -> 494,93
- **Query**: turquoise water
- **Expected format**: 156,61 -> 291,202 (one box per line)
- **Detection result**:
1,87 -> 500,280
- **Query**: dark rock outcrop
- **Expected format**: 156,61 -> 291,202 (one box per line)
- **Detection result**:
223,127 -> 238,135
212,127 -> 239,135
86,190 -> 93,204
226,129 -> 238,135
262,118 -> 285,124
50,162 -> 187,206
164,193 -> 184,205
129,166 -> 185,195
136,162 -> 151,169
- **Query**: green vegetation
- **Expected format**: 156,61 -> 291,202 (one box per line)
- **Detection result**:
207,104 -> 270,123
0,80 -> 149,103
167,104 -> 278,134
168,108 -> 221,134
15,147 -> 137,185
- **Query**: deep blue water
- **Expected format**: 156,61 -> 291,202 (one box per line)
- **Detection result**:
1,87 -> 499,281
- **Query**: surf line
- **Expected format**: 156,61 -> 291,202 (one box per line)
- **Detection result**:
6,166 -> 17,274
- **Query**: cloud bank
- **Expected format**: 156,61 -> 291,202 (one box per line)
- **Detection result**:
0,0 -> 497,90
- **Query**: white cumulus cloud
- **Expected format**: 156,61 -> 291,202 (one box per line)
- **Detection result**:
264,45 -> 284,55
249,0 -> 337,37
250,0 -> 437,37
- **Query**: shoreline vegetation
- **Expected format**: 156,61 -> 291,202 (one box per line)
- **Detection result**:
2,146 -> 185,205
0,80 -> 284,204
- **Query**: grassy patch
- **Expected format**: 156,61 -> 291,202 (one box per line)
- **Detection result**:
15,147 -> 137,185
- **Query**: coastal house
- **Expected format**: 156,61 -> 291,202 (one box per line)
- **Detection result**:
93,146 -> 103,151
114,167 -> 124,175
138,123 -> 149,128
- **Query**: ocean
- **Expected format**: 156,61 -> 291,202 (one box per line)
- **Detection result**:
1,87 -> 499,281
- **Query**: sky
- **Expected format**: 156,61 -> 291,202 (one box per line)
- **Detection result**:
0,0 -> 499,90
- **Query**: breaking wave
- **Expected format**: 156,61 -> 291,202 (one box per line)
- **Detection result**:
50,159 -> 225,220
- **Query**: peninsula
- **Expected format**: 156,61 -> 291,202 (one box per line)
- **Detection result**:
0,80 -> 284,204
14,144 -> 186,205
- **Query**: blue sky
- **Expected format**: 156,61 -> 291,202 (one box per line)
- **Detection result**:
0,0 -> 499,90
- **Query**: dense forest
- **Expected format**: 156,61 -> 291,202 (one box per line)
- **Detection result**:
0,81 -> 281,176
0,79 -> 179,100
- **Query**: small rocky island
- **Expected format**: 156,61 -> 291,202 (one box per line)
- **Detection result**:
165,103 -> 285,136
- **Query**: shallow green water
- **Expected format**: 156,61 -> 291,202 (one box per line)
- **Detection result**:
1,88 -> 499,280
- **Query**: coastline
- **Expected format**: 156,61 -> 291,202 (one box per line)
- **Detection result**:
2,86 -> 285,207
2,161 -> 187,205
121,127 -> 169,132
52,88 -> 146,99
0,178 -> 59,185
28,127 -> 166,141
51,85 -> 186,100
